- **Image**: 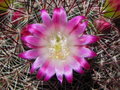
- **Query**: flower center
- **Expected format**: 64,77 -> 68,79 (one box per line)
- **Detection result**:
47,32 -> 70,60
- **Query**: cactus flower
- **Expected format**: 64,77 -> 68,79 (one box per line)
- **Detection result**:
19,8 -> 99,83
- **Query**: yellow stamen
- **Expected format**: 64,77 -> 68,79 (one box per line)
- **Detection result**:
48,32 -> 70,60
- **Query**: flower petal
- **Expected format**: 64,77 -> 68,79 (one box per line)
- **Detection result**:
71,21 -> 88,35
22,35 -> 45,47
18,49 -> 40,59
27,24 -> 46,37
76,47 -> 97,58
55,62 -> 64,83
24,42 -> 39,48
44,62 -> 55,81
74,56 -> 90,70
41,9 -> 52,26
67,16 -> 86,32
30,56 -> 46,73
70,58 -> 84,74
36,60 -> 50,79
52,8 -> 67,26
21,26 -> 31,37
75,35 -> 99,45
64,65 -> 73,83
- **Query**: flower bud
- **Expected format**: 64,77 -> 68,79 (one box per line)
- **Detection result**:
94,19 -> 111,32
12,8 -> 24,23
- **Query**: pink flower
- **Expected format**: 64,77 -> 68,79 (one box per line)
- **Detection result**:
94,18 -> 111,32
19,8 -> 99,83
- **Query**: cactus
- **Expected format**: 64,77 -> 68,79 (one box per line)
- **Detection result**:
0,0 -> 120,89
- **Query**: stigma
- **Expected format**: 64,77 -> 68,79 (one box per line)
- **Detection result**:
47,32 -> 71,60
